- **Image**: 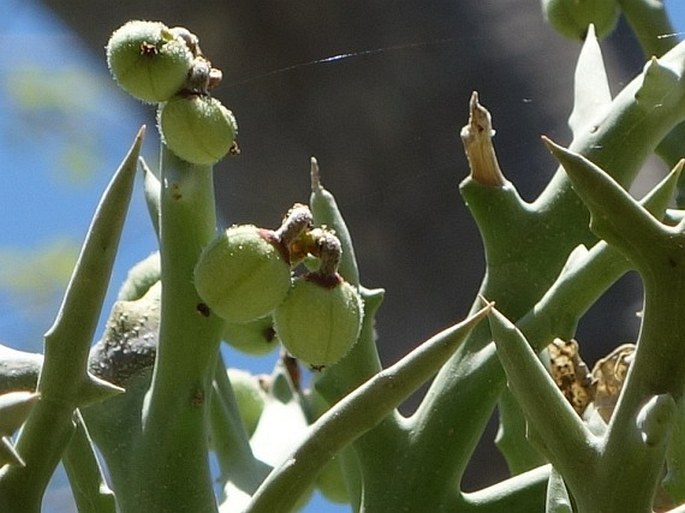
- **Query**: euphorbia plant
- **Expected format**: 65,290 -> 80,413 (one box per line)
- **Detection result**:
0,3 -> 684,512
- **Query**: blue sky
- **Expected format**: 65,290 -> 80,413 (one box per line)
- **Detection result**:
0,1 -> 683,512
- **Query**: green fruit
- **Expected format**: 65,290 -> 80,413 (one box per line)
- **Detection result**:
274,275 -> 363,368
106,20 -> 194,102
117,252 -> 161,301
316,456 -> 350,504
157,94 -> 238,165
223,316 -> 280,356
227,368 -> 267,436
194,225 -> 292,323
542,0 -> 620,40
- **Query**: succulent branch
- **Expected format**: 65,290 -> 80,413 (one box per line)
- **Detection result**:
5,8 -> 685,513
0,128 -> 143,512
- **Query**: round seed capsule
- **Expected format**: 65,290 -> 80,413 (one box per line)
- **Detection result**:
158,94 -> 238,165
226,368 -> 267,436
542,0 -> 619,40
222,316 -> 280,356
193,225 -> 291,323
274,274 -> 363,368
106,20 -> 194,103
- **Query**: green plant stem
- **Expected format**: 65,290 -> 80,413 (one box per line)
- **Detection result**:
618,0 -> 685,176
140,156 -> 161,240
131,146 -> 224,513
595,274 -> 683,513
459,465 -> 550,513
618,0 -> 676,58
0,128 -> 143,512
495,387 -> 546,474
543,139 -> 685,512
210,355 -> 268,495
396,163 -> 676,506
245,304 -> 492,513
487,308 -> 600,487
407,39 -> 685,499
62,410 -> 116,513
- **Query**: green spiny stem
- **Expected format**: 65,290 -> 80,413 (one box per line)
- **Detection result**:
140,156 -> 161,240
487,307 -> 600,492
0,392 -> 40,440
459,177 -> 551,319
533,38 -> 685,219
81,370 -> 150,513
545,467 -> 573,513
309,162 -> 390,436
245,304 -> 492,513
596,271 -> 685,512
568,25 -> 611,139
408,40 -> 685,496
0,128 -> 143,512
546,139 -> 685,512
313,287 -> 407,492
308,172 -> 400,495
81,278 -> 160,511
664,396 -> 685,502
618,0 -> 677,58
459,465 -> 550,513
518,158 -> 681,352
543,138 -> 683,269
579,279 -> 683,513
495,386 -> 547,474
309,157 -> 359,287
131,146 -> 224,513
62,410 -> 116,513
404,156 -> 679,500
210,354 -> 268,494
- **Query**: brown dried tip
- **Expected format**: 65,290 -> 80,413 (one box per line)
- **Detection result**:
310,156 -> 323,192
460,91 -> 505,186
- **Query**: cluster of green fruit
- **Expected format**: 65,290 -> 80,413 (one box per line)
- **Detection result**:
194,204 -> 364,368
106,20 -> 238,165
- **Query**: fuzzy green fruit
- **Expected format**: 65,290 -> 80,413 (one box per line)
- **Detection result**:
117,252 -> 160,301
274,275 -> 363,368
223,316 -> 280,356
158,94 -> 237,165
542,0 -> 620,40
194,225 -> 292,323
106,20 -> 193,102
227,368 -> 267,436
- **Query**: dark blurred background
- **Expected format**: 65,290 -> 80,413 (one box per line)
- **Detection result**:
34,0 -> 661,493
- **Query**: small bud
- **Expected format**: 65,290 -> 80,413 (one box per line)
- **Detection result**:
157,94 -> 238,165
222,316 -> 280,356
275,204 -> 314,264
194,225 -> 292,323
274,274 -> 363,368
106,20 -> 194,103
542,0 -> 620,40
